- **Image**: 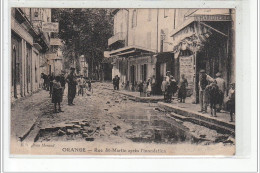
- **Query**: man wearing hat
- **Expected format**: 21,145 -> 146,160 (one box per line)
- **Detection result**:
66,67 -> 77,105
215,72 -> 226,112
198,69 -> 214,113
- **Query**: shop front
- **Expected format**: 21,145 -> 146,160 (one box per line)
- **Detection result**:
154,52 -> 174,95
172,15 -> 234,103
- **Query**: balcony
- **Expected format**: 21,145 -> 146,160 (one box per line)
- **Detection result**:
108,32 -> 126,47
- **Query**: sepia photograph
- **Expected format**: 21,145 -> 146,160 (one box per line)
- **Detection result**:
10,8 -> 236,155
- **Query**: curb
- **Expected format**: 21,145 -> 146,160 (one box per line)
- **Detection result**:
158,102 -> 235,135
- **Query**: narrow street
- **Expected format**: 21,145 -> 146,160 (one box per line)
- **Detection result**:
11,82 -> 235,155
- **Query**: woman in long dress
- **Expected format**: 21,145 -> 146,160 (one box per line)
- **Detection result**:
178,74 -> 188,103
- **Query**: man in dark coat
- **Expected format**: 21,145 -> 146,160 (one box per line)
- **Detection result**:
66,67 -> 77,105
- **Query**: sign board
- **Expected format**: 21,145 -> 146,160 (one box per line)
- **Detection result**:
50,38 -> 62,46
195,15 -> 231,21
179,55 -> 195,93
42,22 -> 59,32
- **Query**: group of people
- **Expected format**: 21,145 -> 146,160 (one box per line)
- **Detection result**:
161,74 -> 178,103
137,78 -> 153,97
198,70 -> 235,122
41,67 -> 92,113
112,75 -> 120,90
159,70 -> 235,122
160,72 -> 187,103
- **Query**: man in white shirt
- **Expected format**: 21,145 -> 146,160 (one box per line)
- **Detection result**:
215,72 -> 226,112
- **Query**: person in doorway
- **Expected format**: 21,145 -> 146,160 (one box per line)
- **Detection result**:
198,69 -> 214,113
66,67 -> 77,105
215,72 -> 226,112
138,80 -> 144,97
146,78 -> 152,97
226,83 -> 235,122
166,71 -> 171,82
161,77 -> 168,101
178,74 -> 188,103
205,80 -> 219,117
52,76 -> 63,113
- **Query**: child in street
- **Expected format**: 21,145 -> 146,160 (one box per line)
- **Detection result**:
52,76 -> 63,113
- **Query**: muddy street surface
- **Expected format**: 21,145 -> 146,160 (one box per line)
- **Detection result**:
11,82 -> 235,148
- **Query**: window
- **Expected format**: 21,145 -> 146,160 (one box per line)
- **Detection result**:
148,9 -> 152,21
164,9 -> 169,18
34,11 -> 39,17
132,9 -> 137,28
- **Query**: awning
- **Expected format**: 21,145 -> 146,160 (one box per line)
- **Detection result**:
109,45 -> 156,57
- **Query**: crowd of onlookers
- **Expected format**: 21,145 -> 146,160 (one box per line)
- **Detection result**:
112,70 -> 235,122
41,68 -> 92,113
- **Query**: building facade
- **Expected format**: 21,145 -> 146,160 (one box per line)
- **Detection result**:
106,8 -> 235,99
47,37 -> 64,76
108,9 -> 176,92
11,8 -> 51,100
170,9 -> 235,102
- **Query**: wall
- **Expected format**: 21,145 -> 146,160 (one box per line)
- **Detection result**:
128,9 -> 158,51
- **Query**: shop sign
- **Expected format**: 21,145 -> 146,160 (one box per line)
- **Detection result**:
42,22 -> 59,32
195,15 -> 231,21
179,55 -> 195,87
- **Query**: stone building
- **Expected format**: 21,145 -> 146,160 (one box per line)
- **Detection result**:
11,8 -> 51,100
108,9 -> 176,91
170,9 -> 235,102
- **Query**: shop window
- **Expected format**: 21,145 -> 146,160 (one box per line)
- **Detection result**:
34,11 -> 39,18
141,64 -> 147,82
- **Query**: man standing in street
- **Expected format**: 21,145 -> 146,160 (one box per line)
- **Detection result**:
198,69 -> 214,113
215,72 -> 226,112
115,75 -> 120,90
66,67 -> 77,105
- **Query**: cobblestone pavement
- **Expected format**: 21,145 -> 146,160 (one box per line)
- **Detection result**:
11,82 -> 235,148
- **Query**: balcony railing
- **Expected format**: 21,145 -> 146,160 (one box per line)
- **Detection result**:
108,32 -> 126,46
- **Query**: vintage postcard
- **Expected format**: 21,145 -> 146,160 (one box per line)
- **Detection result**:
10,8 -> 236,155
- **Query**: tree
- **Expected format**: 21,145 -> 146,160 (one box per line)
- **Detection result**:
52,8 -> 114,77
